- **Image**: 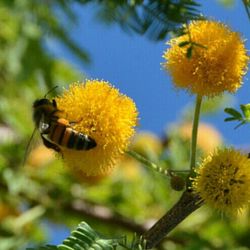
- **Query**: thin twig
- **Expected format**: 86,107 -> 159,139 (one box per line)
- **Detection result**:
127,150 -> 172,177
242,0 -> 250,21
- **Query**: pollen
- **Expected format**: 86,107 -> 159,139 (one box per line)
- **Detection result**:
163,20 -> 249,97
55,80 -> 138,176
192,148 -> 250,215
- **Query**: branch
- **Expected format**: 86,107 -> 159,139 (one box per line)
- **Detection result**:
143,191 -> 203,249
65,199 -> 149,234
11,180 -> 150,234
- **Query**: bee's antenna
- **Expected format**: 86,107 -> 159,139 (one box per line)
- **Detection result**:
44,86 -> 59,98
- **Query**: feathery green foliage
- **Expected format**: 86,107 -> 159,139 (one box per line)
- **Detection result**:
75,0 -> 201,40
225,104 -> 250,128
27,222 -> 147,250
58,222 -> 115,250
0,0 -> 89,89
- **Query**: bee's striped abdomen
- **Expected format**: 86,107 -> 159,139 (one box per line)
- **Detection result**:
49,122 -> 96,150
60,127 -> 74,148
67,130 -> 76,149
49,123 -> 66,145
66,130 -> 96,150
76,133 -> 96,150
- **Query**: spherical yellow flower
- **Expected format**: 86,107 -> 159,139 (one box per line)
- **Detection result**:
178,122 -> 222,154
192,148 -> 250,215
27,145 -> 55,168
163,20 -> 249,96
55,80 -> 138,176
71,168 -> 108,184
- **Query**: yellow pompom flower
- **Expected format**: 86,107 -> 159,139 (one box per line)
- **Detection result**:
163,20 -> 249,96
55,80 -> 138,176
27,145 -> 55,168
192,148 -> 250,215
178,122 -> 222,154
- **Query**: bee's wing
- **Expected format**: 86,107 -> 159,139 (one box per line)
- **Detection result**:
22,128 -> 41,166
40,134 -> 61,153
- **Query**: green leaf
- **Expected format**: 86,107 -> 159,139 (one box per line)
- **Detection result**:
178,41 -> 190,47
192,42 -> 207,49
240,104 -> 250,118
224,117 -> 238,122
27,245 -> 58,250
57,246 -> 73,250
234,121 -> 246,129
224,108 -> 243,119
58,222 -> 115,250
91,0 -> 201,41
71,231 -> 94,245
186,46 -> 193,59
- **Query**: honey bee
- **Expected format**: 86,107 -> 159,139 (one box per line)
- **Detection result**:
31,88 -> 96,153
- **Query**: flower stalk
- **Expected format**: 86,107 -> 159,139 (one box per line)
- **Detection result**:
190,95 -> 202,171
141,95 -> 203,248
127,150 -> 172,177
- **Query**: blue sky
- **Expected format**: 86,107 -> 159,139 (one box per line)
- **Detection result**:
45,1 -> 250,245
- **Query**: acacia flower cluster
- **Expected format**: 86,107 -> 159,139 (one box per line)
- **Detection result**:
163,19 -> 250,216
163,20 -> 249,97
192,148 -> 250,215
55,80 -> 138,177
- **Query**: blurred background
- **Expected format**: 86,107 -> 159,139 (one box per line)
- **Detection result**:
1,0 -> 250,249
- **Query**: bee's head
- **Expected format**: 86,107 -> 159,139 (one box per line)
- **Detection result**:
33,86 -> 59,109
33,98 -> 54,109
33,98 -> 57,127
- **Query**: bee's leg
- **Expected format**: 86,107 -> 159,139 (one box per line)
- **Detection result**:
51,99 -> 64,116
69,118 -> 83,126
52,99 -> 57,108
49,109 -> 60,119
41,135 -> 61,153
